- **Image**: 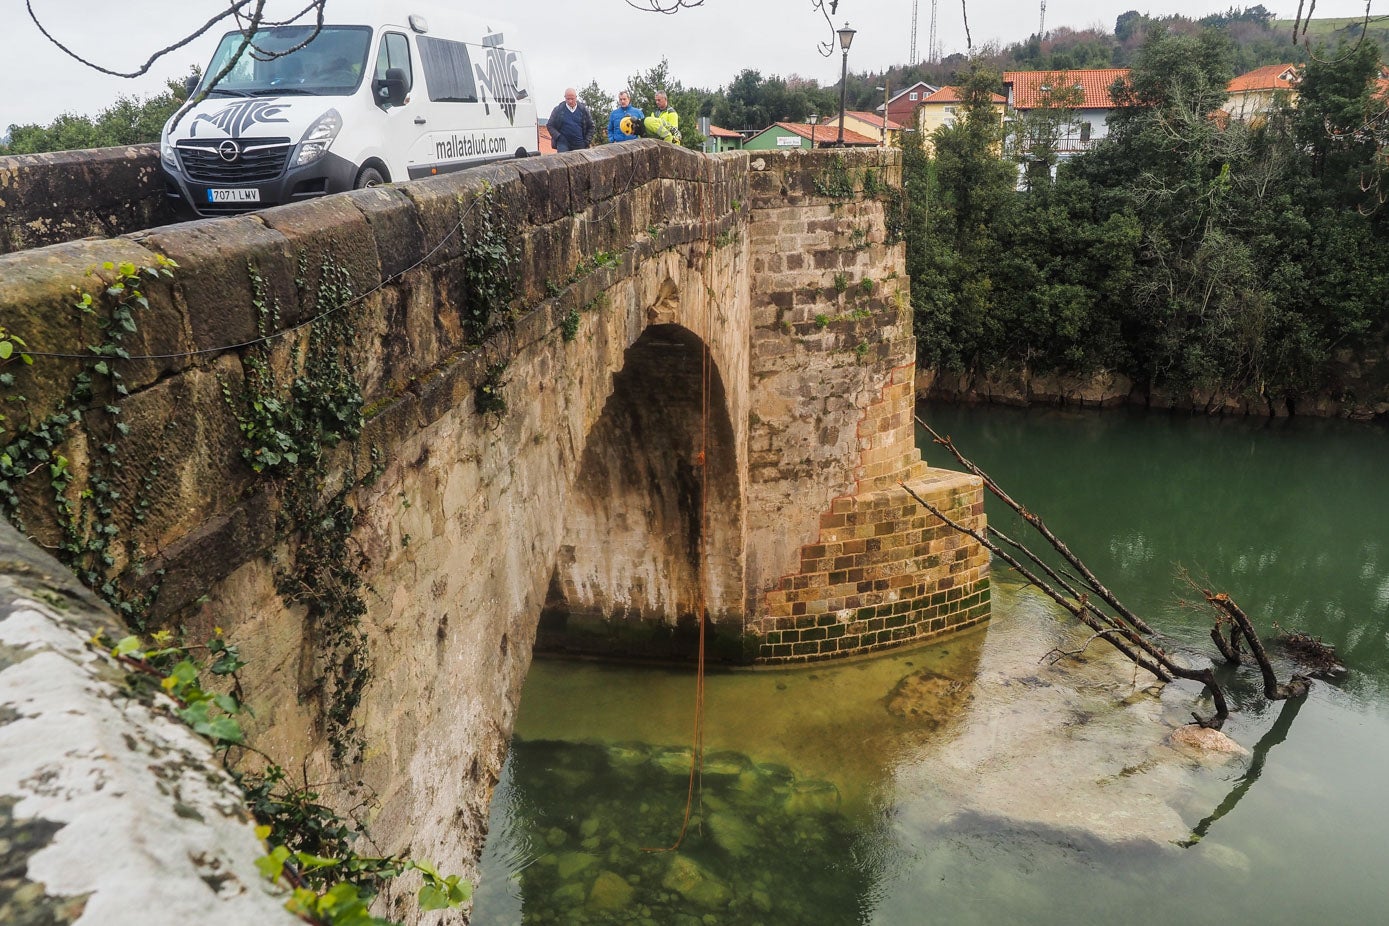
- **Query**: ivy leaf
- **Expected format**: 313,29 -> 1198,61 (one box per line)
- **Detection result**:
418,884 -> 450,911
293,851 -> 341,871
255,845 -> 291,882
205,716 -> 244,744
163,659 -> 199,692
213,692 -> 240,714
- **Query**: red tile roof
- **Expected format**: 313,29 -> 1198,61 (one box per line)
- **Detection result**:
706,124 -> 743,139
1228,63 -> 1299,93
538,124 -> 555,155
1003,69 -> 1130,109
773,122 -> 879,146
921,86 -> 1006,104
844,110 -> 905,130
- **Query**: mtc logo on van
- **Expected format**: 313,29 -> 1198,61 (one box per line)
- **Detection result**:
192,101 -> 291,137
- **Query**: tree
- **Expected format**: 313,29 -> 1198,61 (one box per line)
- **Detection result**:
626,58 -> 705,150
1292,38 -> 1384,203
909,63 -> 1018,371
578,80 -> 613,146
1010,77 -> 1085,190
1,72 -> 193,155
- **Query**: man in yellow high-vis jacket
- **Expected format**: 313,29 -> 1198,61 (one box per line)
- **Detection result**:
621,91 -> 683,145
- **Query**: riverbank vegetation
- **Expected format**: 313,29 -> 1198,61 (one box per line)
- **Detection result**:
904,28 -> 1389,411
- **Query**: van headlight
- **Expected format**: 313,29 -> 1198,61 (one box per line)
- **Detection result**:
160,135 -> 178,168
295,109 -> 343,166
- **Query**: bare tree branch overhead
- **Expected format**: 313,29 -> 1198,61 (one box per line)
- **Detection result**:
624,0 -> 706,11
25,0 -> 328,78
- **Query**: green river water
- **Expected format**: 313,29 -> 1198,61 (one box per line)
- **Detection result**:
472,403 -> 1389,925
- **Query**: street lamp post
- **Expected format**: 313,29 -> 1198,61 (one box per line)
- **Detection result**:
835,22 -> 856,147
875,81 -> 889,145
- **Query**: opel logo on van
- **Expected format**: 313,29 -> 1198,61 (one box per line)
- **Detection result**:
218,140 -> 241,162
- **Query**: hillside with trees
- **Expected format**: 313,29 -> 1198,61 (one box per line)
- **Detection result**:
904,26 -> 1388,413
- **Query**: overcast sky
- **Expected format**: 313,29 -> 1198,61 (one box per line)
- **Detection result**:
6,0 -> 1379,130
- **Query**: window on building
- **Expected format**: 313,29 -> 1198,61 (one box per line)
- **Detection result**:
909,91 -> 918,100
1080,121 -> 1091,143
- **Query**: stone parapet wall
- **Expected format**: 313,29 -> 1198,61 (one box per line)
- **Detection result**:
0,144 -> 173,255
0,520 -> 296,925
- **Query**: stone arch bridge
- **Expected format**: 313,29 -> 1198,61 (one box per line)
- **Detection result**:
0,142 -> 986,922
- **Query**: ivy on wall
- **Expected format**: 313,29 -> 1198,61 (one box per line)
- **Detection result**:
0,257 -> 176,625
227,256 -> 375,763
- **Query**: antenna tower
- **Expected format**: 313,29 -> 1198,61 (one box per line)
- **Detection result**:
1039,0 -> 1046,36
910,0 -> 919,63
928,0 -> 939,63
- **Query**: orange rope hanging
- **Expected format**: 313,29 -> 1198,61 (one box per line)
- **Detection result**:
644,230 -> 716,854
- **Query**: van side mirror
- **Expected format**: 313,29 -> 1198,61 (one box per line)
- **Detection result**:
183,75 -> 200,97
375,67 -> 407,107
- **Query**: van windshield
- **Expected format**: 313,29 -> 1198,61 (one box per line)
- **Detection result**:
202,25 -> 372,96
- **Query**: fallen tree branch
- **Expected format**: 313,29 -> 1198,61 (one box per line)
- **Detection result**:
901,479 -> 1237,726
917,416 -> 1155,635
1204,592 -> 1311,701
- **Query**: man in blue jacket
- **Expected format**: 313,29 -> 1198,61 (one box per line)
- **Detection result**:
547,88 -> 594,152
607,90 -> 644,142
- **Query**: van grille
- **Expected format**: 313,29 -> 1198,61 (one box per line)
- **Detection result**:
176,138 -> 292,183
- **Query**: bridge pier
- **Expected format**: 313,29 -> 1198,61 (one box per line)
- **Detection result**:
739,149 -> 989,662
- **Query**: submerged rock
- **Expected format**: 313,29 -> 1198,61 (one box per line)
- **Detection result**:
702,750 -> 752,777
653,745 -> 695,776
556,851 -> 598,879
883,668 -> 972,727
706,809 -> 759,857
662,855 -> 731,907
784,779 -> 841,815
588,870 -> 635,911
608,742 -> 650,766
1169,725 -> 1250,758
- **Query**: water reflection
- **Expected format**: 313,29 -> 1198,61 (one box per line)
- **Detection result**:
917,403 -> 1389,704
474,406 -> 1389,924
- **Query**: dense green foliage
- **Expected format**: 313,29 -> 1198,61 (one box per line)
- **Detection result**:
904,27 -> 1389,407
1,74 -> 191,155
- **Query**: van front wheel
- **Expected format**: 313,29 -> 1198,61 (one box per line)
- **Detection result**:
354,166 -> 386,189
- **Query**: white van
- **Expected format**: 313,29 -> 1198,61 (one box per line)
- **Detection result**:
160,3 -> 538,216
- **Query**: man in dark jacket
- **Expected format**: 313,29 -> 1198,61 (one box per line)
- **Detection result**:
547,88 -> 594,152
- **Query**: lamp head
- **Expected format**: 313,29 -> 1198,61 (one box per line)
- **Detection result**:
837,22 -> 856,51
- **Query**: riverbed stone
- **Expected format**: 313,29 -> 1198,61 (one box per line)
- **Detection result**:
661,855 -> 731,908
556,851 -> 598,879
1168,725 -> 1250,758
588,869 -> 635,911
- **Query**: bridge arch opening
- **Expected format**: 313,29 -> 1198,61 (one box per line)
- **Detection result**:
540,323 -> 747,662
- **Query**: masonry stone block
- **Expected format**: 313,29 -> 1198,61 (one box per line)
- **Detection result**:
342,185 -> 428,283
258,194 -> 382,307
513,156 -> 573,225
133,215 -> 301,347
